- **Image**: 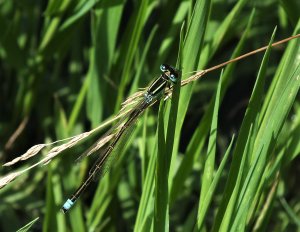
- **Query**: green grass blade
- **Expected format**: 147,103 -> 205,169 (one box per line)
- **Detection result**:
68,74 -> 89,131
134,139 -> 157,232
196,135 -> 235,231
59,0 -> 99,31
43,166 -> 56,232
154,1 -> 190,69
230,25 -> 300,231
168,0 -> 211,203
17,217 -> 39,232
153,25 -> 184,231
198,0 -> 248,68
279,198 -> 300,227
129,25 -> 158,95
214,27 -> 277,232
86,3 -> 124,127
219,124 -> 253,232
115,0 -> 149,109
196,70 -> 222,229
154,100 -> 167,231
170,9 -> 255,205
279,0 -> 300,25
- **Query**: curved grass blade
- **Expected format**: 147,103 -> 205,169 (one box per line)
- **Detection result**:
16,217 -> 39,232
196,135 -> 235,231
170,9 -> 255,205
196,69 -> 222,230
214,27 -> 277,232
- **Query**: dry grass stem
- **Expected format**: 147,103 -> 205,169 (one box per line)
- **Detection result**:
3,144 -> 46,166
3,99 -> 139,167
0,171 -> 21,189
5,116 -> 29,150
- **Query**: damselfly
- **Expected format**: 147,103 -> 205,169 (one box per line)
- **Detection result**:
61,64 -> 180,213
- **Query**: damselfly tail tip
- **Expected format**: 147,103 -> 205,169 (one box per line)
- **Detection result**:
61,199 -> 75,213
61,207 -> 68,214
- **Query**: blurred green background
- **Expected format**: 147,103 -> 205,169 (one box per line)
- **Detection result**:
0,0 -> 299,231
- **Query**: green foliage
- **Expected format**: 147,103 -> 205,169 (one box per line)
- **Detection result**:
0,0 -> 299,231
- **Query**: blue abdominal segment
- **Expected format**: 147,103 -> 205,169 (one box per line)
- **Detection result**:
61,199 -> 75,213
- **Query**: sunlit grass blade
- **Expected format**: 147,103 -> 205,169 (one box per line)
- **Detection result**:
214,27 -> 277,231
196,69 -> 222,230
170,9 -> 255,205
168,0 -> 211,203
196,135 -> 235,231
230,25 -> 300,231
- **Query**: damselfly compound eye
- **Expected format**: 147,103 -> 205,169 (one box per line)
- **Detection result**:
160,64 -> 167,72
170,73 -> 177,83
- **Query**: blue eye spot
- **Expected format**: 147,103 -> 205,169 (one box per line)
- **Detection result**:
160,64 -> 166,72
170,74 -> 177,82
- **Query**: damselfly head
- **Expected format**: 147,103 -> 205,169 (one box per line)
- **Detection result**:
160,64 -> 179,83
